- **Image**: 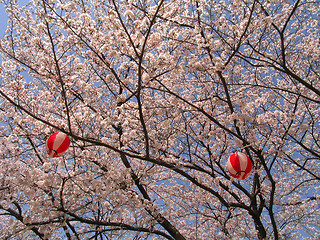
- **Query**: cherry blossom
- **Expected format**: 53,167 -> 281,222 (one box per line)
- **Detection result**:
0,0 -> 319,239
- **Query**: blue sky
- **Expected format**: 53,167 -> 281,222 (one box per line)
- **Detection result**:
0,3 -> 7,37
0,3 -> 7,63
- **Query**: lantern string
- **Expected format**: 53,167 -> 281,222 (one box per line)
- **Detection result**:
49,149 -> 58,155
238,143 -> 254,150
236,171 -> 247,176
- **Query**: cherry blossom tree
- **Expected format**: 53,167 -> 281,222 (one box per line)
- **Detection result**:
0,0 -> 319,239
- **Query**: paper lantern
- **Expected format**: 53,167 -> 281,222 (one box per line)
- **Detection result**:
46,132 -> 70,157
227,152 -> 252,179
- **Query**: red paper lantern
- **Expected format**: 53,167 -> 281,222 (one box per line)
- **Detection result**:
227,152 -> 252,179
46,132 -> 70,157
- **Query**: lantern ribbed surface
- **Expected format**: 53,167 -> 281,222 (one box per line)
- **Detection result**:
46,132 -> 70,157
227,152 -> 252,179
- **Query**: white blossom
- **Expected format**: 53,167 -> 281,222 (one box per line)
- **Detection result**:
0,0 -> 318,239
